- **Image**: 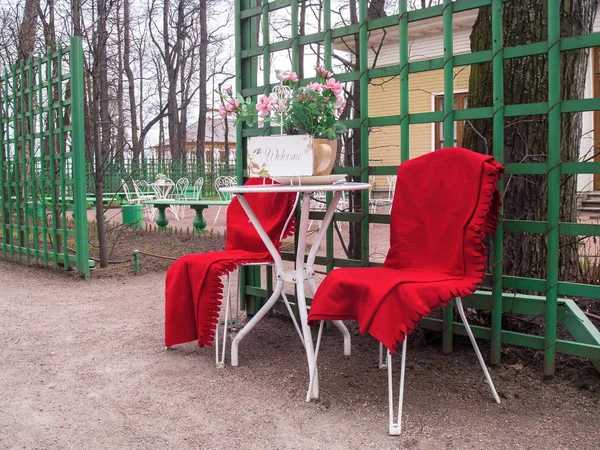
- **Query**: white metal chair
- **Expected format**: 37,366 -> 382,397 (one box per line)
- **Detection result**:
213,176 -> 236,226
307,148 -> 504,435
193,177 -> 204,200
121,180 -> 140,205
308,191 -> 351,231
369,175 -> 395,214
133,179 -> 157,220
173,177 -> 190,219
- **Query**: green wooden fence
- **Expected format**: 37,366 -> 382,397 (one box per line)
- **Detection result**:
0,37 -> 90,278
234,0 -> 600,375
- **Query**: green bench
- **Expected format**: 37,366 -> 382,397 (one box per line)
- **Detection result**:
144,199 -> 230,230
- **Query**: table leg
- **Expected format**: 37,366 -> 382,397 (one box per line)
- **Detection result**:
234,193 -> 320,399
155,205 -> 169,229
296,193 -> 319,400
231,278 -> 285,366
190,205 -> 208,231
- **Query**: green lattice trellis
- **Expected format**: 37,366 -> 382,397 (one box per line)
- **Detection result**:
0,37 -> 90,278
234,0 -> 600,375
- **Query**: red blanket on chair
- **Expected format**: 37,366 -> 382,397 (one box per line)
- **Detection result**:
165,178 -> 296,348
307,148 -> 503,353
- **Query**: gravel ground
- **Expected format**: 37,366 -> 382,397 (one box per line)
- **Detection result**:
0,258 -> 599,449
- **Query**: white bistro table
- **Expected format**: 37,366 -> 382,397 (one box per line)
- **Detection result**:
150,181 -> 174,199
150,181 -> 178,219
220,180 -> 370,400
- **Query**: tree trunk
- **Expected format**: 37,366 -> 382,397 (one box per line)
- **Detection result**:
17,0 -> 40,61
92,0 -> 110,268
196,0 -> 207,164
71,0 -> 82,37
346,0 -> 362,261
116,1 -> 125,165
124,0 -> 140,162
462,1 -> 597,281
15,0 -> 40,248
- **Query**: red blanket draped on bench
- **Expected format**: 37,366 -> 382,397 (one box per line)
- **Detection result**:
165,178 -> 296,348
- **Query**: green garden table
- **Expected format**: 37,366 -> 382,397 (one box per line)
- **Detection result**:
144,199 -> 230,231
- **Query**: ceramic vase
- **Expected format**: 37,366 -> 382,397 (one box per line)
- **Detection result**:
312,139 -> 337,176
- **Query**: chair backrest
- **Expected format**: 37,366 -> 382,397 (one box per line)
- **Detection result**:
193,177 -> 204,200
215,176 -> 234,201
383,148 -> 503,277
368,175 -> 376,202
176,177 -> 190,198
386,175 -> 397,201
225,178 -> 296,253
121,179 -> 133,202
133,179 -> 147,197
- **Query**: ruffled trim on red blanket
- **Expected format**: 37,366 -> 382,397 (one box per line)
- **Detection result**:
383,159 -> 504,353
196,255 -> 271,347
197,189 -> 298,348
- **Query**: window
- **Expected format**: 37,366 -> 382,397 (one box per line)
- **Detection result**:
433,92 -> 469,150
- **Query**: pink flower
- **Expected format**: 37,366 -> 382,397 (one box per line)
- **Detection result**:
306,82 -> 324,92
225,87 -> 232,95
326,78 -> 343,96
337,103 -> 346,115
255,95 -> 275,117
218,104 -> 227,119
316,64 -> 333,79
287,71 -> 299,83
225,98 -> 240,115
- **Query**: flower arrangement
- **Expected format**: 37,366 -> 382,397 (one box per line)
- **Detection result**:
219,65 -> 347,140
155,173 -> 167,183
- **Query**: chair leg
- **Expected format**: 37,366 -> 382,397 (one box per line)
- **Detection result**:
148,206 -> 158,222
332,321 -> 351,356
215,273 -> 232,368
455,297 -> 501,405
169,204 -> 180,221
388,338 -> 407,436
213,206 -> 222,226
379,342 -> 387,369
305,276 -> 351,357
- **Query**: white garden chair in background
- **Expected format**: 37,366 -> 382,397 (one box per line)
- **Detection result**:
213,176 -> 236,226
173,177 -> 190,219
369,174 -> 396,214
121,179 -> 135,204
193,177 -> 204,200
133,179 -> 157,220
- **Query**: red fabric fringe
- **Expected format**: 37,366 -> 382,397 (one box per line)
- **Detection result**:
307,148 -> 503,353
165,178 -> 297,348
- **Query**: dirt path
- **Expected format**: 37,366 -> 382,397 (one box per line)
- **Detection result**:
0,259 -> 598,449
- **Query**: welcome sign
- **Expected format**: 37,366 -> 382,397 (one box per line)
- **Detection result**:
247,134 -> 314,177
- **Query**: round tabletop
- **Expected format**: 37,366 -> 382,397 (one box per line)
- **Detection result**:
220,181 -> 370,194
